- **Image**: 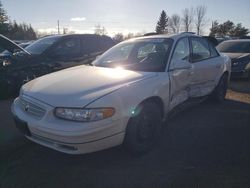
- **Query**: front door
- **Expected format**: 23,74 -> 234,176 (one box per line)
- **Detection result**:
168,37 -> 194,110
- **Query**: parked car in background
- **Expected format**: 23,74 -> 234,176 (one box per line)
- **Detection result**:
217,39 -> 250,78
0,34 -> 115,99
12,33 -> 231,155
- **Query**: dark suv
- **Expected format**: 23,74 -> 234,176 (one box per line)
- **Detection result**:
0,34 -> 115,99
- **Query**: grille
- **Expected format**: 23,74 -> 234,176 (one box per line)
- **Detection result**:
18,97 -> 46,118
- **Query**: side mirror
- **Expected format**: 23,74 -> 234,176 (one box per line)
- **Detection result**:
170,60 -> 192,71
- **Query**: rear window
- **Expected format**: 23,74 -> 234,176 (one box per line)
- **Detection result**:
217,41 -> 250,53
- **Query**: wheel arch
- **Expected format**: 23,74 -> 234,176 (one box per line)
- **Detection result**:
136,96 -> 165,119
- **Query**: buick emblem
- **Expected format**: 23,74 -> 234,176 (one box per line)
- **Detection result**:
24,105 -> 29,112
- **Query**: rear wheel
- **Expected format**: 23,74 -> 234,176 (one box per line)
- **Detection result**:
211,74 -> 228,102
124,102 -> 162,155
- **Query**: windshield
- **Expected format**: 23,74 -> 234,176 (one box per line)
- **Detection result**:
25,36 -> 60,55
217,41 -> 250,53
93,38 -> 173,72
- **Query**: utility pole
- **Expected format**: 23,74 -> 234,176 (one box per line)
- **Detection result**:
57,20 -> 60,34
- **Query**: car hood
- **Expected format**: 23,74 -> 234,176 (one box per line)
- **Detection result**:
0,34 -> 30,54
22,65 -> 157,107
222,52 -> 250,62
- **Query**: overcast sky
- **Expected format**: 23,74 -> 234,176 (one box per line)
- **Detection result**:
2,0 -> 250,36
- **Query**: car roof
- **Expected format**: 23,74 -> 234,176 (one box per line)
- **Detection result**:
41,34 -> 112,39
131,32 -> 201,41
221,39 -> 250,43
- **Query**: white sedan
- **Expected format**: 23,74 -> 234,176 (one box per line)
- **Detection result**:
12,33 -> 231,155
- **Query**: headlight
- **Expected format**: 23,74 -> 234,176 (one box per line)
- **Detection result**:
54,107 -> 115,122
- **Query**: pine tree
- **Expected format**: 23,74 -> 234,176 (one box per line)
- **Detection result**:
156,10 -> 169,34
0,1 -> 9,35
209,20 -> 249,37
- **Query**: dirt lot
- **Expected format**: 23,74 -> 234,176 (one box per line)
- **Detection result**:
0,80 -> 250,188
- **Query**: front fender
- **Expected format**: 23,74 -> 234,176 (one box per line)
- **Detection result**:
86,72 -> 171,129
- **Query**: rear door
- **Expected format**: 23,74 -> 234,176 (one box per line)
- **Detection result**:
189,37 -> 222,96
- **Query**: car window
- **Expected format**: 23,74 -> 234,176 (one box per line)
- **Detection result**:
171,37 -> 190,63
137,43 -> 156,58
53,38 -> 81,56
93,38 -> 173,72
98,43 -> 134,63
191,38 -> 210,62
82,36 -> 100,55
217,41 -> 250,53
82,36 -> 113,55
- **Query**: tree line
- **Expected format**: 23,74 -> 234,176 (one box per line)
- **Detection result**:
0,1 -> 37,40
1,0 -> 249,42
155,5 -> 249,37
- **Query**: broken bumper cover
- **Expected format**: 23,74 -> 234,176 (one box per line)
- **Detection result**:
26,131 -> 125,154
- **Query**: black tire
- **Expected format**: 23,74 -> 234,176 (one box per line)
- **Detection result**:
211,74 -> 228,102
124,102 -> 162,155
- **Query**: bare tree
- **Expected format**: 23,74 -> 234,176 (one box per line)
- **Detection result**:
182,7 -> 194,32
113,33 -> 124,43
195,5 -> 207,35
169,14 -> 181,34
94,24 -> 107,35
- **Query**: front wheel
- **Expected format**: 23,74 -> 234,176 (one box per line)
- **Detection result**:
210,74 -> 228,102
124,102 -> 162,155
